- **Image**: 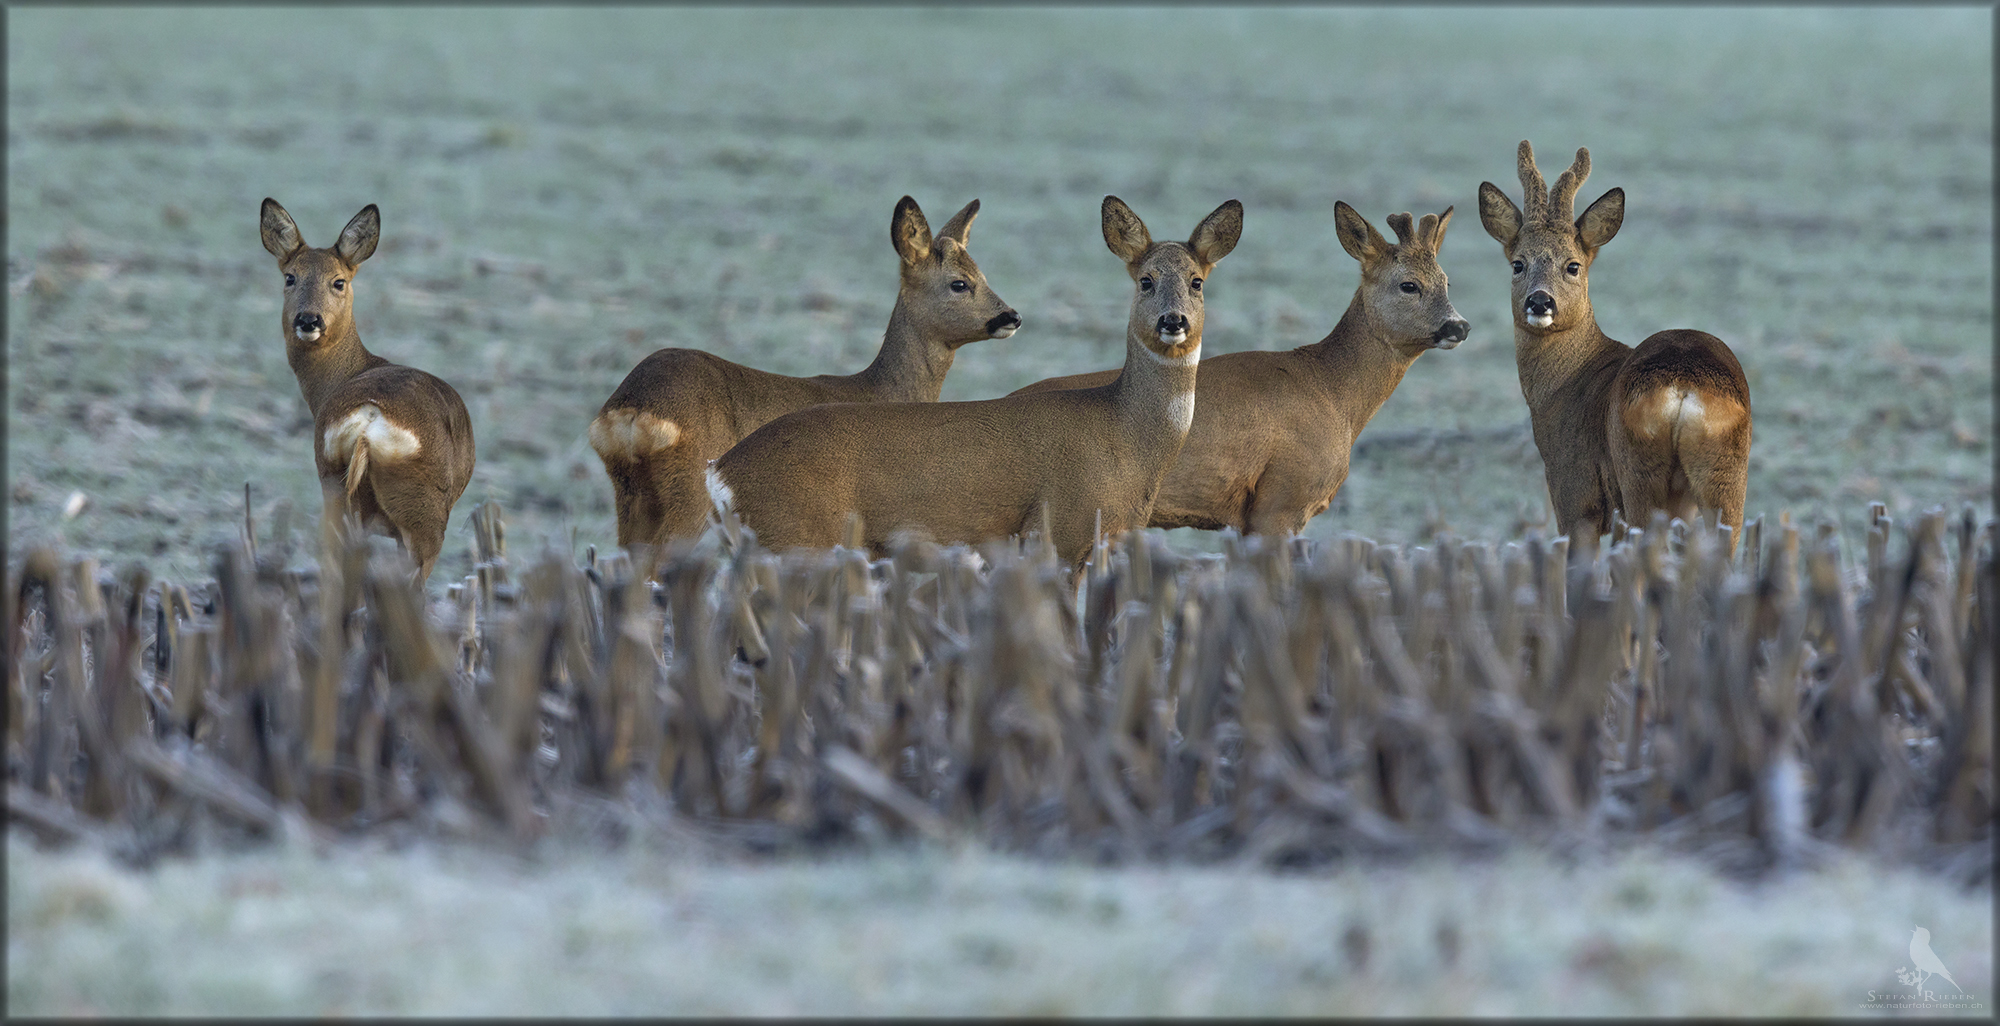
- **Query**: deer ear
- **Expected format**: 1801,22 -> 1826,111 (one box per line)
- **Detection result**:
891,196 -> 933,264
1187,199 -> 1242,266
1477,182 -> 1521,249
1101,195 -> 1153,266
934,198 -> 979,248
1332,201 -> 1388,263
260,198 -> 303,262
335,204 -> 380,266
1576,187 -> 1624,252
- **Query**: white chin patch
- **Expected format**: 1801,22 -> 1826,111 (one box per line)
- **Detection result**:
1525,313 -> 1554,329
295,328 -> 323,343
1158,329 -> 1188,346
989,326 -> 1017,339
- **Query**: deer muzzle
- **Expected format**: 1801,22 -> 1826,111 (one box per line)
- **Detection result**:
293,312 -> 325,342
1432,316 -> 1469,350
1156,312 -> 1190,346
986,310 -> 1022,339
1523,290 -> 1555,329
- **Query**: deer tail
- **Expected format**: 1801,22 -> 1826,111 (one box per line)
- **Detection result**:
346,435 -> 371,499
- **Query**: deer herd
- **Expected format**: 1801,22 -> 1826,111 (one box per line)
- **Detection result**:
260,140 -> 1752,585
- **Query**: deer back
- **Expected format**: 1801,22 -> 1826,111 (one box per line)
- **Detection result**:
714,197 -> 1242,564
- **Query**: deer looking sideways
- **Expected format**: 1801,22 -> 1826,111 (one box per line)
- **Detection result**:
259,199 -> 476,585
1013,201 -> 1466,536
1478,141 -> 1752,551
590,196 -> 1020,556
708,197 -> 1243,566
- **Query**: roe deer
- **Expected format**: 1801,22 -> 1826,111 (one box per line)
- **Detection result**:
259,199 -> 476,584
1012,201 -> 1466,536
707,196 -> 1243,566
1477,141 -> 1751,549
590,196 -> 1020,553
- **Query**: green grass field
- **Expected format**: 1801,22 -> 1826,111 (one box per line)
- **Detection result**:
7,7 -> 1991,585
6,8 -> 1993,1016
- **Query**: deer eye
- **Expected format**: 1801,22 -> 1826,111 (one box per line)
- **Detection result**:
332,279 -> 346,292
950,279 -> 970,293
1566,262 -> 1581,276
1400,281 -> 1419,294
283,273 -> 296,287
1139,276 -> 1154,292
1189,277 -> 1202,292
1510,260 -> 1525,275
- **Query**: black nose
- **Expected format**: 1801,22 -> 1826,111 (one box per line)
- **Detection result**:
294,312 -> 324,332
1157,313 -> 1189,333
1434,318 -> 1469,344
1525,290 -> 1555,316
987,310 -> 1021,333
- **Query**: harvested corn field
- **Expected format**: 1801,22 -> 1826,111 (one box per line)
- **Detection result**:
7,500 -> 1995,1012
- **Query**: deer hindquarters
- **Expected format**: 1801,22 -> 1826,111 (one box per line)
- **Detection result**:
1613,330 -> 1752,528
324,403 -> 423,492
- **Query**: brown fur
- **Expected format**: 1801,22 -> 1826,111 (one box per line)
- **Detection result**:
1476,141 -> 1752,547
590,197 -> 1019,553
260,199 -> 476,584
712,197 -> 1244,566
1012,202 -> 1466,536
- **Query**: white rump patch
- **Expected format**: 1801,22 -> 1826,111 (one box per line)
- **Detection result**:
1675,392 -> 1705,428
324,403 -> 421,463
704,463 -> 735,515
1628,387 -> 1720,445
589,409 -> 682,459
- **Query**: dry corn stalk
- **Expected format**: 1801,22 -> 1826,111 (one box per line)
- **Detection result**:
6,501 -> 1990,876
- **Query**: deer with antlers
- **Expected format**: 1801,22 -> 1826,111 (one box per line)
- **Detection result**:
590,197 -> 1020,555
1477,141 -> 1752,549
259,199 -> 476,585
1011,201 -> 1466,536
707,196 -> 1243,566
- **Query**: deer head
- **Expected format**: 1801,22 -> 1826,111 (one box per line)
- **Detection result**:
1333,201 -> 1468,351
260,198 -> 379,349
889,195 -> 1021,346
1476,140 -> 1625,334
1102,196 -> 1243,362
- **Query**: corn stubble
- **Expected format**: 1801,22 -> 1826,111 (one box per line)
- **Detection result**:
5,499 -> 1992,879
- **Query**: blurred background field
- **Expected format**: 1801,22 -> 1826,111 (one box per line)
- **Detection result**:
6,6 -> 1991,584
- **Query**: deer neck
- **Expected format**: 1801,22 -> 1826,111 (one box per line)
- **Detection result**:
1301,289 -> 1426,441
288,324 -> 388,419
850,295 -> 956,403
1112,326 -> 1200,462
1512,298 -> 1627,423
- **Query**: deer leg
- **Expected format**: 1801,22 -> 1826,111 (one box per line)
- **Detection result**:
402,522 -> 444,587
1245,476 -> 1317,539
319,476 -> 355,563
1678,437 -> 1751,558
363,467 -> 450,587
605,468 -> 647,550
657,452 -> 718,545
